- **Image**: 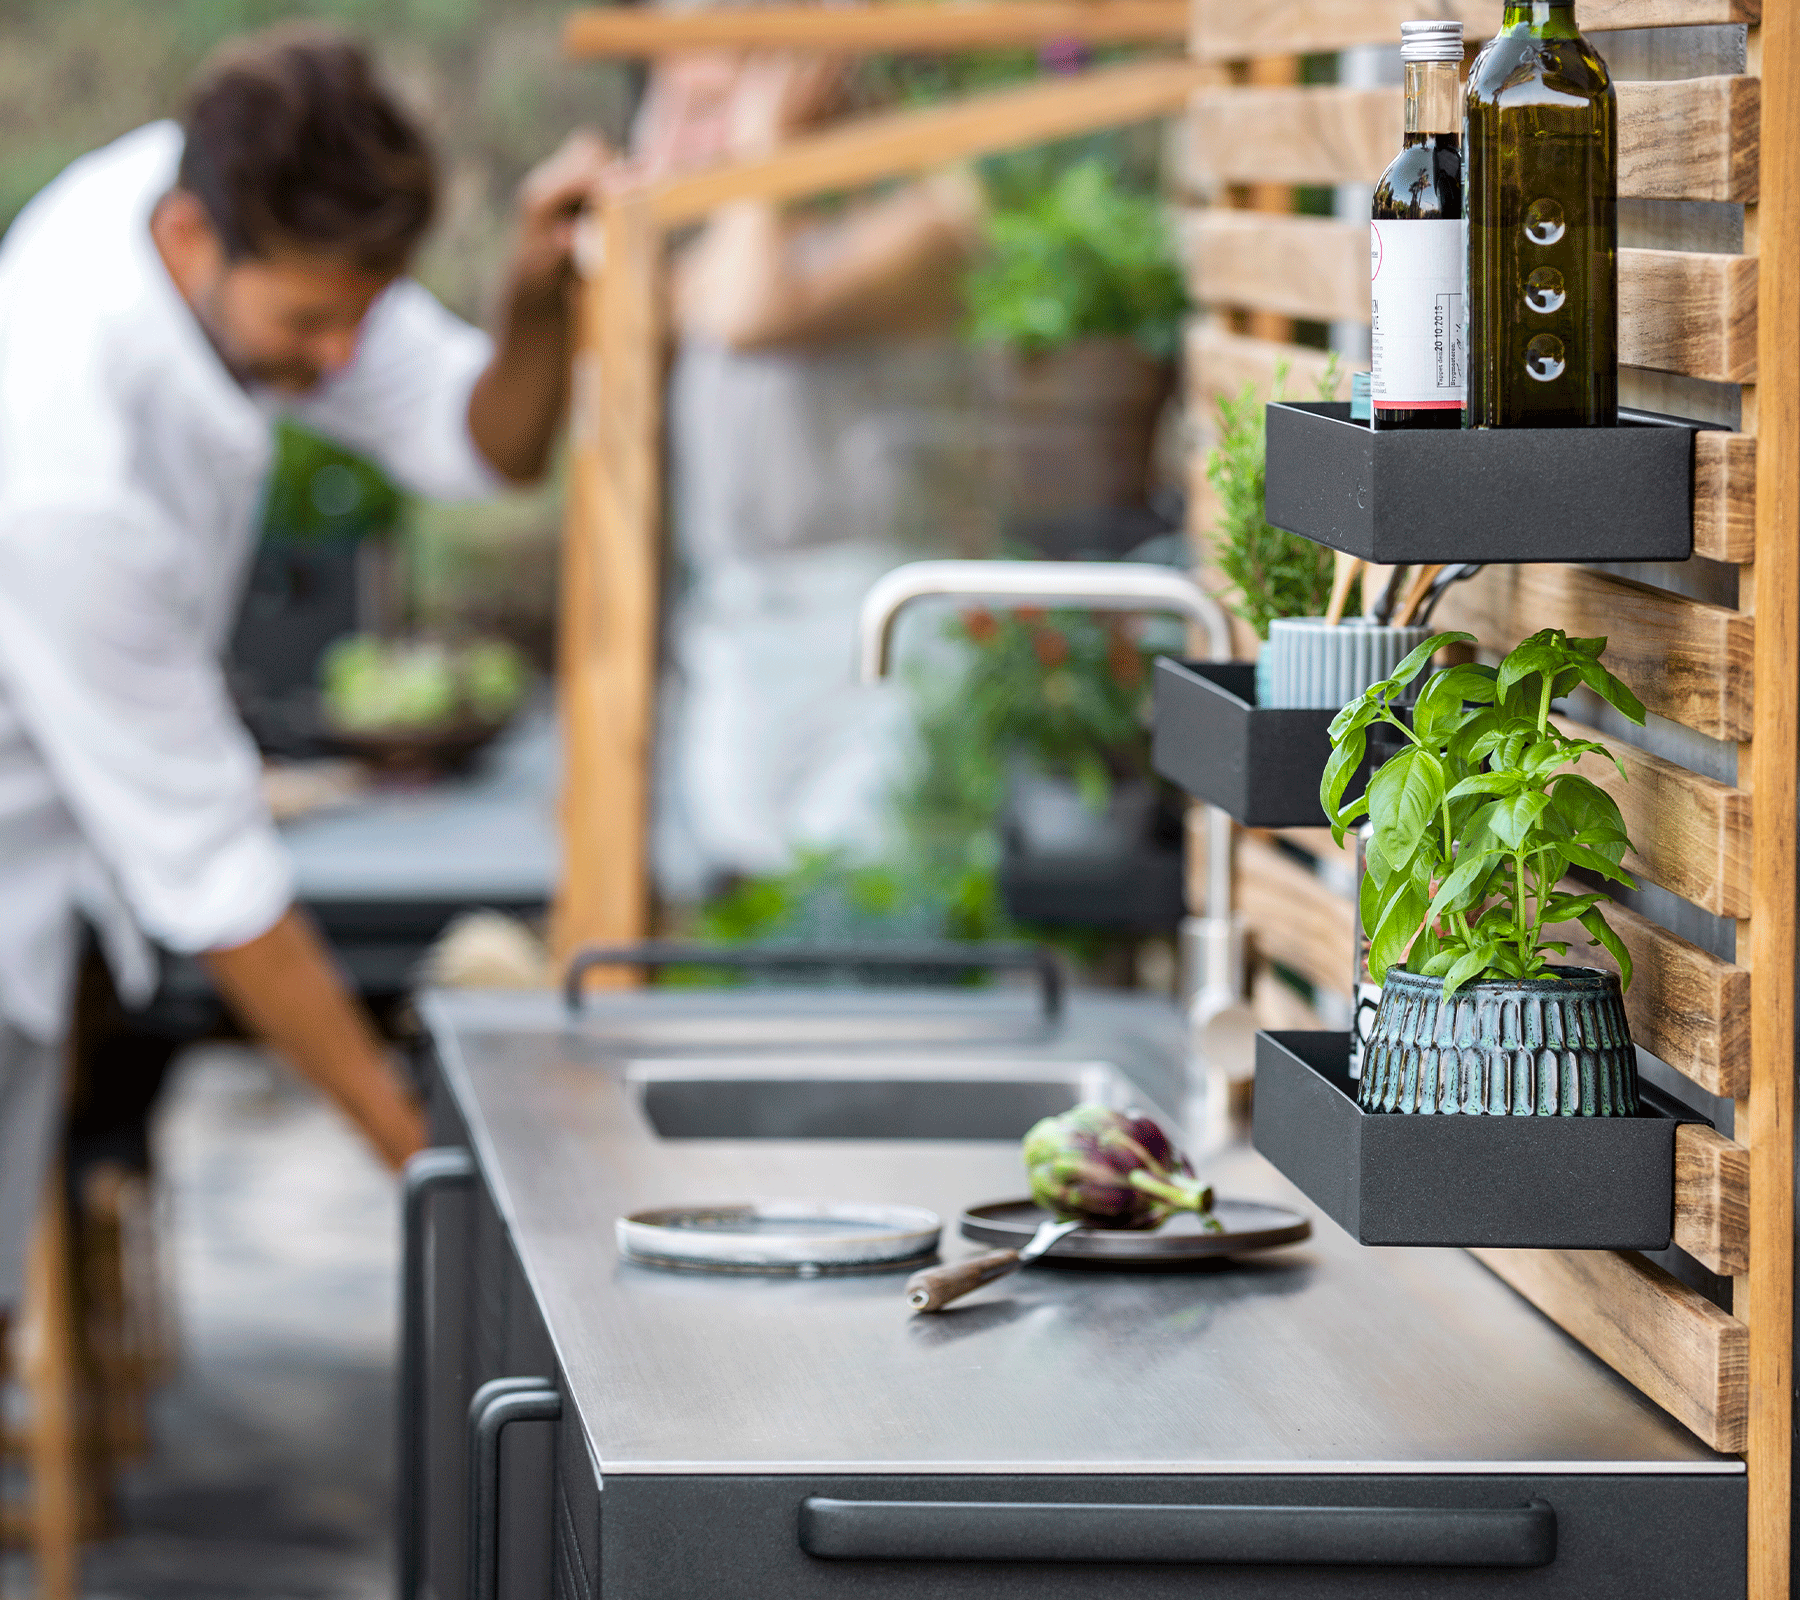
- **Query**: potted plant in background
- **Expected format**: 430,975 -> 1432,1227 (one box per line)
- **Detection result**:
229,423 -> 407,757
1205,365 -> 1341,653
1321,627 -> 1647,1116
963,157 -> 1188,547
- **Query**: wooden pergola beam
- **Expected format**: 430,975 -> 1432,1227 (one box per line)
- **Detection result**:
649,57 -> 1208,224
564,1 -> 1188,57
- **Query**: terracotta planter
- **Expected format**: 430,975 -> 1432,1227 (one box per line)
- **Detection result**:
978,338 -> 1173,520
1359,965 -> 1638,1116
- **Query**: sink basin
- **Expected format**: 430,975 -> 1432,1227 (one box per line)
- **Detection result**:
631,1057 -> 1136,1140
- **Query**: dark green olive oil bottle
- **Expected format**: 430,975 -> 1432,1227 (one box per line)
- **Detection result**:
1465,0 -> 1617,427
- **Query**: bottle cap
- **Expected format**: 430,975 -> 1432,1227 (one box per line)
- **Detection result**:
1400,19 -> 1464,61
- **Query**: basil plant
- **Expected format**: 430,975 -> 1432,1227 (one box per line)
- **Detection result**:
1321,629 -> 1646,999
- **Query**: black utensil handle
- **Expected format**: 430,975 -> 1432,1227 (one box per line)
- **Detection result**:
563,941 -> 1063,1021
397,1148 -> 476,1600
467,1379 -> 562,1600
797,1498 -> 1557,1568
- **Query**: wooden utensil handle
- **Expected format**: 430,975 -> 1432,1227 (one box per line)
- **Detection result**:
1396,563 -> 1445,627
906,1249 -> 1022,1312
1325,552 -> 1361,626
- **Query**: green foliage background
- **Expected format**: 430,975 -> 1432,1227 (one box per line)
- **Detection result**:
962,159 -> 1188,359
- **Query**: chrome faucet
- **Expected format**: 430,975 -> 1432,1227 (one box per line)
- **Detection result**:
857,559 -> 1231,683
855,559 -> 1249,1143
856,558 -> 1232,918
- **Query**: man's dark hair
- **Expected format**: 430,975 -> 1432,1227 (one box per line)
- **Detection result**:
178,25 -> 436,275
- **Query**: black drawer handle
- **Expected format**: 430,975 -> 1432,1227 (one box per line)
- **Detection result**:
564,940 -> 1064,1021
396,1148 -> 475,1600
467,1378 -> 563,1600
798,1498 -> 1557,1568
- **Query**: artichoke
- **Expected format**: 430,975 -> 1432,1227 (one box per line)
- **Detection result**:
1023,1104 -> 1215,1230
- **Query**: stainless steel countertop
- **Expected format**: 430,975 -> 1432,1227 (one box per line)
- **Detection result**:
423,988 -> 1739,1480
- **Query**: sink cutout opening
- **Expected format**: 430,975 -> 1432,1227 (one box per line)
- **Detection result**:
639,1077 -> 1091,1140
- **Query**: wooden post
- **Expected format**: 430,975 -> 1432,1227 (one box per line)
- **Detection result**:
1227,54 -> 1300,346
552,194 -> 664,971
1743,1 -> 1797,1592
23,1178 -> 81,1600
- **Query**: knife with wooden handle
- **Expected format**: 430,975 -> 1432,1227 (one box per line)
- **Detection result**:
905,1219 -> 1081,1312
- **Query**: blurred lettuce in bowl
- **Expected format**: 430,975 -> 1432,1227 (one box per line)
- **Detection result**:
321,635 -> 531,734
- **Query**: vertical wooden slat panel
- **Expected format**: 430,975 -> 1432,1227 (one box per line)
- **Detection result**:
1744,3 -> 1797,1592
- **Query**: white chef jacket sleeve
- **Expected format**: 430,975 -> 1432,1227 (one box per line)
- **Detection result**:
0,493 -> 293,955
295,278 -> 505,502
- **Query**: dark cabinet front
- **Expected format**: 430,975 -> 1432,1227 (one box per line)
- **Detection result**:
404,1101 -> 600,1600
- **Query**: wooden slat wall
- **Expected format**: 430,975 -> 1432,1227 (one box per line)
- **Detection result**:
1183,4 -> 1793,1586
1183,78 -> 1761,200
1189,0 -> 1759,61
1183,214 -> 1759,383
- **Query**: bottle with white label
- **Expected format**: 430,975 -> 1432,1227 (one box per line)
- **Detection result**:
1370,20 -> 1465,431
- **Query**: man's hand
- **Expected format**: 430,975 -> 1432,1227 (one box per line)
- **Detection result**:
467,129 -> 617,486
203,907 -> 425,1170
504,130 -> 615,316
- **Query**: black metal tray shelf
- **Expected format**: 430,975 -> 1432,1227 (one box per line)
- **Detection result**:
1252,1030 -> 1698,1250
1151,659 -> 1370,828
1264,401 -> 1706,565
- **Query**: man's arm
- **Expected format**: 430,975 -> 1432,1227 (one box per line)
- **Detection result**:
675,172 -> 983,351
467,132 -> 613,485
203,907 -> 425,1170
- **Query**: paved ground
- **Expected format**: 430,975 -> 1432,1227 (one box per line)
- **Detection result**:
6,1045 -> 400,1600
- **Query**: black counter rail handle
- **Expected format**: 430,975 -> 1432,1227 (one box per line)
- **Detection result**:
563,940 -> 1064,1022
467,1378 -> 563,1600
797,1498 -> 1557,1568
396,1147 -> 476,1600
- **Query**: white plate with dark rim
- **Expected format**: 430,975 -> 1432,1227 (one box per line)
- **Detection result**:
618,1200 -> 941,1275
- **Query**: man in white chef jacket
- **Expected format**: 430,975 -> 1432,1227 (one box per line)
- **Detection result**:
0,25 -> 606,1323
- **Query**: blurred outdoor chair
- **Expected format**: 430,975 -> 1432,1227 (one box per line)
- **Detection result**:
2,954 -> 180,1599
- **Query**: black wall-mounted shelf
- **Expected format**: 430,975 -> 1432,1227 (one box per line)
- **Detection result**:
1151,659 -> 1370,828
1264,402 -> 1704,565
1253,1031 -> 1694,1251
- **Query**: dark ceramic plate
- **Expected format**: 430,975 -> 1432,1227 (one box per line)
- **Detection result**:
321,716 -> 507,775
960,1198 -> 1310,1267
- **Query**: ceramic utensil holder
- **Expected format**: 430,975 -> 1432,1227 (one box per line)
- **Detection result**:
1264,618 -> 1432,710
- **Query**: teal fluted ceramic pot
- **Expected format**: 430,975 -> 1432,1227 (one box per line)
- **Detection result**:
1359,965 -> 1637,1116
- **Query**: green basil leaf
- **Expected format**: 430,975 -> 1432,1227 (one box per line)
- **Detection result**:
1559,842 -> 1638,886
1549,774 -> 1631,842
1442,941 -> 1498,998
1446,772 -> 1519,801
1368,876 -> 1428,982
1368,746 -> 1445,869
1321,724 -> 1368,837
1387,630 -> 1476,691
1327,690 -> 1382,743
1540,891 -> 1605,925
1578,907 -> 1633,990
1490,789 -> 1551,850
1495,635 -> 1566,699
1411,663 -> 1498,745
1575,658 -> 1647,726
1427,843 -> 1502,921
1359,858 -> 1385,937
